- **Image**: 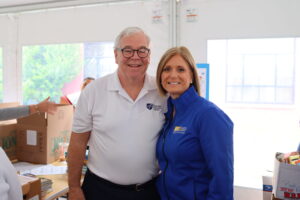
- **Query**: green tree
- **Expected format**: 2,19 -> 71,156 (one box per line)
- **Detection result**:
23,44 -> 82,104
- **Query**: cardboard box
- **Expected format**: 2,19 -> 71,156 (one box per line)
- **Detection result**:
17,104 -> 73,164
0,122 -> 17,160
0,102 -> 19,160
273,152 -> 300,199
19,174 -> 41,200
263,171 -> 273,200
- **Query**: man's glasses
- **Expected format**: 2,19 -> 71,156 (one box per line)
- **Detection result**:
117,47 -> 150,58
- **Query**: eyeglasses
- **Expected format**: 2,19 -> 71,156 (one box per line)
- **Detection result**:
117,47 -> 150,58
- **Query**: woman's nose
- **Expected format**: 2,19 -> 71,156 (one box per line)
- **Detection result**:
169,69 -> 178,77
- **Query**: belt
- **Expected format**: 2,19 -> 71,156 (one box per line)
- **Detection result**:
87,169 -> 157,191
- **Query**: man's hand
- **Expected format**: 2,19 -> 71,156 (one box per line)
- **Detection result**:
68,187 -> 85,200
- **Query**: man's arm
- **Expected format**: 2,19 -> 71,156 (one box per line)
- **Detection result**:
67,131 -> 90,200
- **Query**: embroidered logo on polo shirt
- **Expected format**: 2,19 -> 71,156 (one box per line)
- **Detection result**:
146,103 -> 162,111
173,126 -> 187,134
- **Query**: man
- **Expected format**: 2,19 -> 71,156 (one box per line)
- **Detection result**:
67,27 -> 165,200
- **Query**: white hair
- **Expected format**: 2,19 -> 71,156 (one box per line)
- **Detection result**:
114,27 -> 150,49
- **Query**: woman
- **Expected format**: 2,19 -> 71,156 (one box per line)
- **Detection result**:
156,46 -> 234,200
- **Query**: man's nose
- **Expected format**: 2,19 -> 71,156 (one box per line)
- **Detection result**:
132,50 -> 140,58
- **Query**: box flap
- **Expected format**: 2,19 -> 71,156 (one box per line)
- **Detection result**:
0,102 -> 19,109
18,174 -> 41,200
19,174 -> 39,194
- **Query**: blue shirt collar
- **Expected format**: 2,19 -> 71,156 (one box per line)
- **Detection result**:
165,86 -> 200,119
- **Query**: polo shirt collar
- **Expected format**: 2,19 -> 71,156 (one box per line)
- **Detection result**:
108,71 -> 156,92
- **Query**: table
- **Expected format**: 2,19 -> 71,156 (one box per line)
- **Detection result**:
16,160 -> 69,200
17,160 -> 84,200
38,161 -> 84,200
38,160 -> 69,200
39,173 -> 68,200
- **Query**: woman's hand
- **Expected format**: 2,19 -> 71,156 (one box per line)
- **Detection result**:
30,97 -> 58,115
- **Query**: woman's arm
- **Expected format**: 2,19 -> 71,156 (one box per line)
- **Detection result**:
0,97 -> 57,121
0,106 -> 30,121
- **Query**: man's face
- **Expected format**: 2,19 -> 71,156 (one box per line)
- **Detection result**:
114,32 -> 150,81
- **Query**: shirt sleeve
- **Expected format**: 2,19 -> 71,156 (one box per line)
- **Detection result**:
0,106 -> 30,121
72,88 -> 93,133
197,107 -> 234,200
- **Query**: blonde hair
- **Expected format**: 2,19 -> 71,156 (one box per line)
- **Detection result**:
156,46 -> 200,96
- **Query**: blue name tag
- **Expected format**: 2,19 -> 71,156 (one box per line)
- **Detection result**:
263,184 -> 273,192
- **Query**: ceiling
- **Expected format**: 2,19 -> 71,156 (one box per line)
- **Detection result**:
0,0 -> 65,7
0,0 -> 145,14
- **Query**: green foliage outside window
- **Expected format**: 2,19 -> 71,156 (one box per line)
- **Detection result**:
0,48 -> 3,102
22,44 -> 82,104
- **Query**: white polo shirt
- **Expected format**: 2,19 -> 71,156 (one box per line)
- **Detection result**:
73,72 -> 166,185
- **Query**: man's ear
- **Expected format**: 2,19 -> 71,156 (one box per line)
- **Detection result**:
114,49 -> 118,64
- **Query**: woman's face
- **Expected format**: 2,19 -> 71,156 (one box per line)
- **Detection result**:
161,54 -> 193,99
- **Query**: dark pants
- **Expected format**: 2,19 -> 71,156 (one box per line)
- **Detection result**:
82,169 -> 161,200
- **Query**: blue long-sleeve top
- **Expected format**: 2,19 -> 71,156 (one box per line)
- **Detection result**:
156,86 -> 234,200
0,106 -> 29,121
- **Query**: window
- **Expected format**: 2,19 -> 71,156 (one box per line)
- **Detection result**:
0,47 -> 3,102
225,38 -> 295,104
208,38 -> 300,189
22,42 -> 116,104
84,42 -> 116,78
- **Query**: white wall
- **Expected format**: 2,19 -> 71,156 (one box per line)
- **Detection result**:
179,0 -> 300,63
234,186 -> 263,200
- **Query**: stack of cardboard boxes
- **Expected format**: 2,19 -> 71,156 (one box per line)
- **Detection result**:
1,103 -> 73,164
0,103 -> 73,199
